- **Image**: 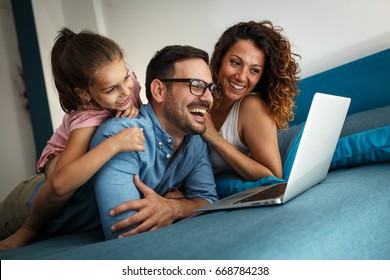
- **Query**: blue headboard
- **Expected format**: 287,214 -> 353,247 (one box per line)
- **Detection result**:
292,48 -> 390,125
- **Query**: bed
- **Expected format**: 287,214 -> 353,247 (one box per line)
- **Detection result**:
1,48 -> 389,260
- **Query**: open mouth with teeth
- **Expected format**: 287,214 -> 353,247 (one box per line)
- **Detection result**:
116,97 -> 130,106
189,107 -> 208,120
229,81 -> 246,91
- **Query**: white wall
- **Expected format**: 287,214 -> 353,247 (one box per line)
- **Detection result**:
33,0 -> 390,131
1,0 -> 389,199
31,0 -> 103,132
0,0 -> 36,200
31,0 -> 108,131
100,0 -> 390,88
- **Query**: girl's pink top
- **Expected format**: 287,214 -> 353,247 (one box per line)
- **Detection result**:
37,72 -> 142,172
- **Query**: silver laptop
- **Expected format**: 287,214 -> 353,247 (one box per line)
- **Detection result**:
195,92 -> 351,212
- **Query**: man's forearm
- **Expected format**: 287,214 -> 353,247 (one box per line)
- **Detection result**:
170,197 -> 209,221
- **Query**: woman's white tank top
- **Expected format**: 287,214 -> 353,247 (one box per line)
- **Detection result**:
209,97 -> 250,174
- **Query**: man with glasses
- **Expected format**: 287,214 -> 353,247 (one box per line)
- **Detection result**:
90,45 -> 220,240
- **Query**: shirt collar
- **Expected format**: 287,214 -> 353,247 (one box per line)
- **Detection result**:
142,103 -> 174,147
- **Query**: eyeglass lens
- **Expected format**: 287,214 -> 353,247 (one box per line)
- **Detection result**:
190,80 -> 220,97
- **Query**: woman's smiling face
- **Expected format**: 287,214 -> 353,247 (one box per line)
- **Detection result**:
218,39 -> 265,101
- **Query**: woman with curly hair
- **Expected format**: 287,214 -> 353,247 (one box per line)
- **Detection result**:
203,20 -> 301,181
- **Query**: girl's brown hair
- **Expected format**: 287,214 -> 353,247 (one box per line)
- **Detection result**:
51,27 -> 124,113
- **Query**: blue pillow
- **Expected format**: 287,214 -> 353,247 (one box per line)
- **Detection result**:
277,124 -> 304,180
278,105 -> 390,176
330,105 -> 390,170
215,173 -> 286,199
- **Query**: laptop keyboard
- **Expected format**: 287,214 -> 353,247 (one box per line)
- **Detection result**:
233,182 -> 287,204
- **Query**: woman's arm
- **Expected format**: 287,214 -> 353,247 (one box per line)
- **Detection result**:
204,95 -> 282,181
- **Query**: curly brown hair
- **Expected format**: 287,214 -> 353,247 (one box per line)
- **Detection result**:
210,20 -> 301,129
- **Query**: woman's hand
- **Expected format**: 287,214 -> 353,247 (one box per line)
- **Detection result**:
202,114 -> 220,143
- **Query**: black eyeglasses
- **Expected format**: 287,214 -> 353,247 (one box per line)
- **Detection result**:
160,78 -> 221,98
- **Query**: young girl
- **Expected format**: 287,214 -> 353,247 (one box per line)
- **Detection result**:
0,27 -> 145,249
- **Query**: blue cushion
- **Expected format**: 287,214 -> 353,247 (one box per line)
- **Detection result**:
293,49 -> 390,125
277,124 -> 304,179
215,173 -> 286,199
278,105 -> 390,176
330,105 -> 390,170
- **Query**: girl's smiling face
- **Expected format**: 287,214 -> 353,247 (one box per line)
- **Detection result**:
218,39 -> 265,101
89,58 -> 135,111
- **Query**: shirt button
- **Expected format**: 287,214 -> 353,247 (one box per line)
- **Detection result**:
167,138 -> 172,143
158,141 -> 163,146
166,154 -> 171,159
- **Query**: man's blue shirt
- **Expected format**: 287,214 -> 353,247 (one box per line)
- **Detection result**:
39,103 -> 217,238
90,103 -> 217,239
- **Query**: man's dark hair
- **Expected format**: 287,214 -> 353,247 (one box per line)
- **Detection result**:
145,45 -> 209,101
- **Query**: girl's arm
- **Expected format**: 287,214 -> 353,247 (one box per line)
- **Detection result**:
0,125 -> 145,249
204,95 -> 282,181
51,125 -> 145,197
